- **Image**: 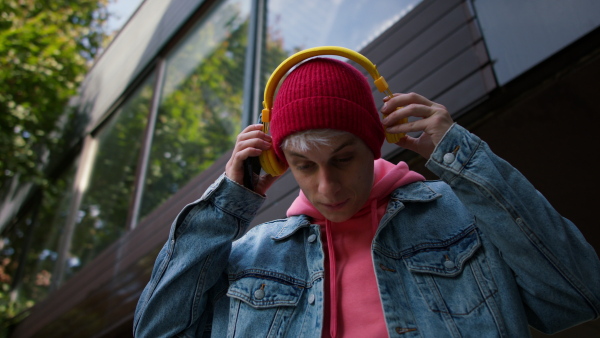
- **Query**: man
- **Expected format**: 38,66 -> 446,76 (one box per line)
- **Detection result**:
134,58 -> 600,337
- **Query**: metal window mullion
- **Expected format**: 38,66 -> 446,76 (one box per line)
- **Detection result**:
242,0 -> 266,126
126,58 -> 167,230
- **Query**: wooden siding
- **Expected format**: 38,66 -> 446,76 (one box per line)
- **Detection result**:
10,0 -> 496,336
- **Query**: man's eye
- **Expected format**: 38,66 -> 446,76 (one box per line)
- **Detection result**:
335,157 -> 353,164
295,162 -> 314,171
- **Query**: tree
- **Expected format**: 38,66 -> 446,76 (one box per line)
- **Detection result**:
0,0 -> 109,333
0,0 -> 109,191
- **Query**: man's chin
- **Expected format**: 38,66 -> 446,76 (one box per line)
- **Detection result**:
320,210 -> 354,223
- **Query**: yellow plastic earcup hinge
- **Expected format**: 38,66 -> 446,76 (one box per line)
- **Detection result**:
374,76 -> 389,93
261,108 -> 270,123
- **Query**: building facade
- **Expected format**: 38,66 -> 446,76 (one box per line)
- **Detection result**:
1,0 -> 599,336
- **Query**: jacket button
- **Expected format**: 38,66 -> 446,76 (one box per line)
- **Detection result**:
307,234 -> 317,243
308,293 -> 315,304
254,289 -> 265,300
443,152 -> 455,164
444,260 -> 456,269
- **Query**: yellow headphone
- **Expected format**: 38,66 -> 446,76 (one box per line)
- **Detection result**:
257,46 -> 406,177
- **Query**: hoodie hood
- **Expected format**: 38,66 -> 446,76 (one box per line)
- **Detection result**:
287,159 -> 424,219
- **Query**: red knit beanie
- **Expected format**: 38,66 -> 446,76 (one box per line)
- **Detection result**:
270,57 -> 385,162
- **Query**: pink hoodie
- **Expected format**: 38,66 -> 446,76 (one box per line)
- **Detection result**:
287,159 -> 425,337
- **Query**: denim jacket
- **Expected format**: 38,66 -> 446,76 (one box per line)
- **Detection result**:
134,124 -> 600,337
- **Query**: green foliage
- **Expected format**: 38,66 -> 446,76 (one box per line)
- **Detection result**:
0,259 -> 30,336
67,76 -> 154,278
138,0 -> 292,219
0,0 -> 109,332
0,0 -> 109,190
0,166 -> 76,335
0,0 -> 293,333
139,1 -> 250,218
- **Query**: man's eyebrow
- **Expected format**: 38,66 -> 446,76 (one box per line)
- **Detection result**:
287,138 -> 356,158
287,151 -> 308,159
332,139 -> 356,153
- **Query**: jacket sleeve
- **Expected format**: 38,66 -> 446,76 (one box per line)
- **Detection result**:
425,123 -> 600,333
133,174 -> 265,337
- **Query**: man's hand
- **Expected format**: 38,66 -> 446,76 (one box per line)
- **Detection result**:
225,124 -> 278,195
381,92 -> 454,159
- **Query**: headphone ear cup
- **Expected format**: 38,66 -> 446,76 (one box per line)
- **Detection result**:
382,113 -> 408,143
259,148 -> 288,176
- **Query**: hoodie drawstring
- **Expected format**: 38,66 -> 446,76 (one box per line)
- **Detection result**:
325,219 -> 338,338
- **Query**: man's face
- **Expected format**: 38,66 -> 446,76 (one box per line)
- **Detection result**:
283,133 -> 375,222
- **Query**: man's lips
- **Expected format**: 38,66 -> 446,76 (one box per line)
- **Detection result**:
321,199 -> 350,210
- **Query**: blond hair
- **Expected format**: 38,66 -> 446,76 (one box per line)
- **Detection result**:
281,129 -> 351,153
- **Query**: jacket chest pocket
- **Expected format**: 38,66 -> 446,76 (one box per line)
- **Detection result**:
226,275 -> 304,337
404,229 -> 497,316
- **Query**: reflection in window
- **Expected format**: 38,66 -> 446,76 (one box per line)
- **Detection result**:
261,0 -> 422,93
267,0 -> 422,52
0,162 -> 76,318
0,202 -> 40,320
139,0 -> 251,220
67,73 -> 155,278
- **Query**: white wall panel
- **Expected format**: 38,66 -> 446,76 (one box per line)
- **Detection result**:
473,0 -> 600,85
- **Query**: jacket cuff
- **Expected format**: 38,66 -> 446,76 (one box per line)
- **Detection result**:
425,123 -> 483,180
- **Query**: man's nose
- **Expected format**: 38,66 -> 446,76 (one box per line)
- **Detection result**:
317,167 -> 341,196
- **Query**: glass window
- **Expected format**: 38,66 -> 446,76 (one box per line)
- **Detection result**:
261,0 -> 423,90
66,73 -> 155,279
0,162 -> 76,321
138,0 -> 251,219
0,202 -> 39,322
267,0 -> 421,52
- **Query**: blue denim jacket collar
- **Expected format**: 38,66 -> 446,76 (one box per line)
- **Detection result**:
271,215 -> 312,241
271,181 -> 442,241
390,180 -> 442,202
